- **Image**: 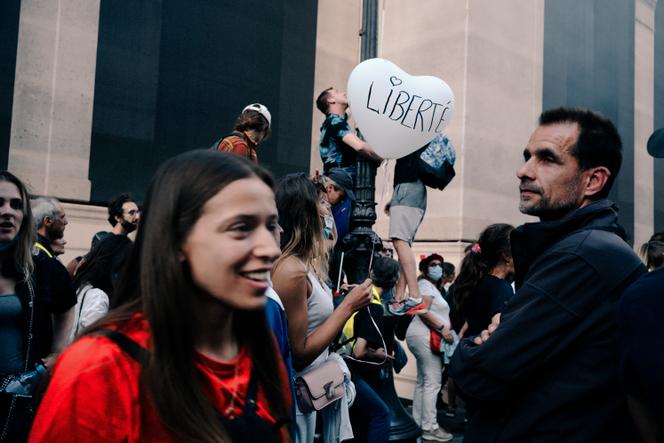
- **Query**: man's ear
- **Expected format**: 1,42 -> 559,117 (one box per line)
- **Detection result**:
584,166 -> 610,199
43,216 -> 53,227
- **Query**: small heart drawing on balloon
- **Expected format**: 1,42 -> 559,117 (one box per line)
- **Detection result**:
389,76 -> 403,86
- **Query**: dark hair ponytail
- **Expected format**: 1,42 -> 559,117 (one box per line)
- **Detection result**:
453,223 -> 513,319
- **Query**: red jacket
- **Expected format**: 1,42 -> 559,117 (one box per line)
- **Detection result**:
216,131 -> 258,163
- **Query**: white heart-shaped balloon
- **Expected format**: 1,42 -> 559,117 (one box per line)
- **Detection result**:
347,58 -> 455,159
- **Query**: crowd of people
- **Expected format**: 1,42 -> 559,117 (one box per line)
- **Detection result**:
0,96 -> 662,443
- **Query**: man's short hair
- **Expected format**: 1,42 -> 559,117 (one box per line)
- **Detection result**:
539,107 -> 622,199
323,168 -> 356,201
108,194 -> 135,227
316,87 -> 334,115
442,262 -> 455,278
31,197 -> 59,230
371,256 -> 400,290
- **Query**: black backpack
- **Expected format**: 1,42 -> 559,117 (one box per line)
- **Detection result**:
416,134 -> 456,191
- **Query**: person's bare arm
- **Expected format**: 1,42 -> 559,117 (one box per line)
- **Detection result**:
342,133 -> 383,162
459,321 -> 469,338
273,256 -> 373,370
418,295 -> 454,343
352,337 -> 390,362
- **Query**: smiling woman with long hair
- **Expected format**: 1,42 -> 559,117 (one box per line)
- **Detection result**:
30,151 -> 291,442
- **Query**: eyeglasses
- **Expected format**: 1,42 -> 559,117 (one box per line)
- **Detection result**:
124,209 -> 140,216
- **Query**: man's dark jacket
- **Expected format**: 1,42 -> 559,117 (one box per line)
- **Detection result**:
449,200 -> 645,442
618,267 -> 664,437
33,234 -> 77,357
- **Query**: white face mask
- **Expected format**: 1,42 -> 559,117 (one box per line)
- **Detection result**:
427,264 -> 443,282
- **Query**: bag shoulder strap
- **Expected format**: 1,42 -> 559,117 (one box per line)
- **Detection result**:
74,286 -> 92,337
96,329 -> 149,365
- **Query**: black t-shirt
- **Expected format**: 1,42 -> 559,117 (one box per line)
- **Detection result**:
463,275 -> 513,337
354,304 -> 385,350
394,146 -> 425,185
349,303 -> 385,376
32,248 -> 77,358
447,284 -> 462,331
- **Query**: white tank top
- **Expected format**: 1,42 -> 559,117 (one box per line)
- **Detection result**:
300,271 -> 334,371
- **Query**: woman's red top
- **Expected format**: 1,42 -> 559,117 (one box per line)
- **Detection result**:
29,314 -> 290,442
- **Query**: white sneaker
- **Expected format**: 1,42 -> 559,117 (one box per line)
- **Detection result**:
421,427 -> 453,442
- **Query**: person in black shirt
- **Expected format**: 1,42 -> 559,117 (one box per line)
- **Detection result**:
107,193 -> 140,236
453,223 -> 514,338
344,256 -> 400,443
619,264 -> 664,441
30,197 -> 76,364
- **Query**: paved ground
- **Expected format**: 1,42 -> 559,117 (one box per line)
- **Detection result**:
313,396 -> 469,442
407,401 -> 467,443
436,404 -> 467,443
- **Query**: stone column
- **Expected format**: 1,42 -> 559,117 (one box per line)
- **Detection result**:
634,0 -> 656,247
8,0 -> 100,200
376,0 -> 543,257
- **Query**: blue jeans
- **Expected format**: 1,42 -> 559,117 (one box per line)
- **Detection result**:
350,374 -> 390,443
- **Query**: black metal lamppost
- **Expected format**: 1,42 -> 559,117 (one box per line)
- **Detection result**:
341,1 -> 421,441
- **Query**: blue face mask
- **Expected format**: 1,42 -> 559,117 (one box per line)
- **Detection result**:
427,264 -> 443,282
322,214 -> 335,240
0,237 -> 17,252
